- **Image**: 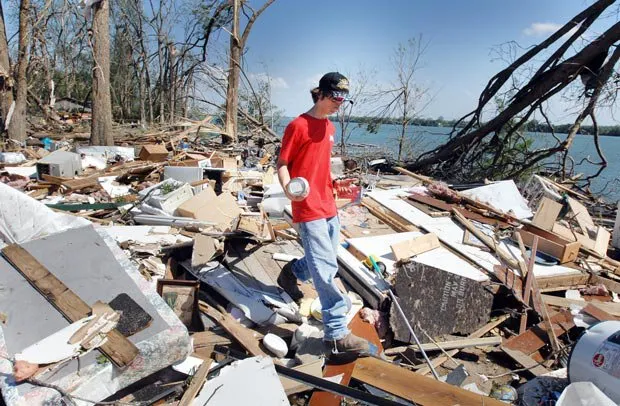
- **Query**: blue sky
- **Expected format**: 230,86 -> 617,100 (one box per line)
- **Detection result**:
241,0 -> 619,124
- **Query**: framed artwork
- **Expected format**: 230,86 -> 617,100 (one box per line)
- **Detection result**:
156,279 -> 200,328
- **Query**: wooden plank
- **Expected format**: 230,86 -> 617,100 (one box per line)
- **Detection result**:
452,209 -> 524,272
504,310 -> 574,355
309,312 -> 383,406
581,303 -> 620,321
552,223 -> 595,251
198,300 -> 268,357
542,294 -> 620,316
537,273 -> 590,291
500,346 -> 550,376
191,330 -> 232,360
352,357 -> 506,406
361,197 -> 419,233
568,197 -> 595,234
409,194 -> 510,228
384,336 -> 502,356
280,358 -> 323,395
532,197 -> 562,231
178,359 -> 213,406
519,237 -> 538,334
1,244 -> 139,367
416,314 -> 510,375
390,233 -> 440,261
594,226 -> 611,257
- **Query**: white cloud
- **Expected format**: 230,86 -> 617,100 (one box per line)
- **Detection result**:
523,22 -> 562,36
249,72 -> 289,89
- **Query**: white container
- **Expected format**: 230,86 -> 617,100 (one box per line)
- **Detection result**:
568,320 -> 620,403
286,177 -> 309,197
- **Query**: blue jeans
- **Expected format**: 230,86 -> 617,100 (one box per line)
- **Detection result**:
293,216 -> 349,340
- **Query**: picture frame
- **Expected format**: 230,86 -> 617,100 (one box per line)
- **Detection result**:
156,279 -> 200,328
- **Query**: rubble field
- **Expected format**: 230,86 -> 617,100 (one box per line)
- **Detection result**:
1,132 -> 620,406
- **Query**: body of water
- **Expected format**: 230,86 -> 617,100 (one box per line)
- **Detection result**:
275,118 -> 620,202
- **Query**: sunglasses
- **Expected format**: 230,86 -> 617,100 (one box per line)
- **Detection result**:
329,91 -> 351,103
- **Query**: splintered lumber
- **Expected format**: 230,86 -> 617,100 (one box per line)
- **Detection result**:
519,237 -> 538,334
352,357 -> 506,406
178,359 -> 213,406
390,233 -> 440,261
384,336 -> 502,356
541,295 -> 620,316
452,208 -> 524,272
581,303 -> 620,321
309,312 -> 383,406
361,197 -> 418,233
394,167 -> 432,184
410,194 -> 511,228
1,244 -> 139,367
416,314 -> 510,376
515,234 -> 561,353
500,347 -> 550,376
502,310 -> 574,375
198,300 -> 268,357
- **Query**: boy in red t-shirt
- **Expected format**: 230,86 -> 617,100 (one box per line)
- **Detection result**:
277,72 -> 375,357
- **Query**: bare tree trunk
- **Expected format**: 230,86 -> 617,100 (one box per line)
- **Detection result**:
224,0 -> 240,143
0,1 -> 14,132
8,0 -> 30,142
157,34 -> 165,124
168,42 -> 175,123
90,0 -> 113,145
139,66 -> 146,127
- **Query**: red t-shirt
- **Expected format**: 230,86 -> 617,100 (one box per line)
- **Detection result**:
279,114 -> 336,223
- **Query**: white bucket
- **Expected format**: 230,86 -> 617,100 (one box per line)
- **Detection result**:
568,320 -> 620,403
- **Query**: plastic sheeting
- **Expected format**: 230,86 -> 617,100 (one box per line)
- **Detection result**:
0,183 -> 90,247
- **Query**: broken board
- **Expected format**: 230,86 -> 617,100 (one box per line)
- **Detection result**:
352,356 -> 506,406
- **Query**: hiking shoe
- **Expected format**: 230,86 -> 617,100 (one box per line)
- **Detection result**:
277,259 -> 304,302
323,333 -> 374,357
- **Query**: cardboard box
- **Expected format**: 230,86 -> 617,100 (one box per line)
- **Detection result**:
175,187 -> 241,229
210,156 -> 238,170
138,144 -> 169,162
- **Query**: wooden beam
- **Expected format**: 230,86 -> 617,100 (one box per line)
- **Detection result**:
500,346 -> 550,376
385,336 -> 502,356
542,295 -> 620,316
1,244 -> 139,367
452,208 -> 523,271
416,314 -> 509,375
198,301 -> 268,357
390,233 -> 440,261
519,237 -> 538,334
352,357 -> 507,406
178,359 -> 213,406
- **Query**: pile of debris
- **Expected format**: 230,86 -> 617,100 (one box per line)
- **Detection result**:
1,136 -> 619,405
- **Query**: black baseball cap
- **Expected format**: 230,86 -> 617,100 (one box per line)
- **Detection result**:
318,72 -> 350,94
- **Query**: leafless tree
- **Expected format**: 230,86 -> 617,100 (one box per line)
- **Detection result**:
336,67 -> 376,156
372,36 -> 432,161
407,0 -> 620,185
224,0 -> 275,143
